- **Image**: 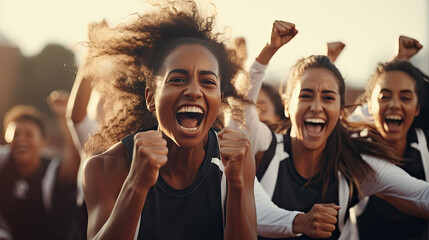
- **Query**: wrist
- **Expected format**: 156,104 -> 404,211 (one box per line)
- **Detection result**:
256,43 -> 279,65
292,213 -> 305,234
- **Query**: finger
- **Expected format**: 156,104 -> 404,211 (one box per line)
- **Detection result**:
319,222 -> 336,233
218,127 -> 241,139
321,203 -> 341,210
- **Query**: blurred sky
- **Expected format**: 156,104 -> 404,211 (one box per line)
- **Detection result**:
0,0 -> 427,87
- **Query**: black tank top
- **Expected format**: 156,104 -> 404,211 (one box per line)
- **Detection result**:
257,131 -> 359,240
357,128 -> 429,240
121,127 -> 226,240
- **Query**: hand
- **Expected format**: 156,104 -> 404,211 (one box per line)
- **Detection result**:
218,127 -> 251,190
231,37 -> 248,64
268,20 -> 298,50
292,203 -> 340,238
327,42 -> 346,63
129,131 -> 168,189
47,90 -> 70,118
396,35 -> 423,60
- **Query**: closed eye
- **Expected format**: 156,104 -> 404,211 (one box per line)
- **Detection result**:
168,77 -> 186,83
299,94 -> 312,99
201,78 -> 217,85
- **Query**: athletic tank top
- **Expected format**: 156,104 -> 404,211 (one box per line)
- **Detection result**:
257,130 -> 358,240
357,128 -> 429,240
121,127 -> 226,240
0,156 -> 72,240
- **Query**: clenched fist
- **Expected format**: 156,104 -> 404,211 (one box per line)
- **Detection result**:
129,131 -> 168,189
218,127 -> 251,190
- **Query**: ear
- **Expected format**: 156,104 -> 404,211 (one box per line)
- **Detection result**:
145,87 -> 156,112
221,92 -> 224,102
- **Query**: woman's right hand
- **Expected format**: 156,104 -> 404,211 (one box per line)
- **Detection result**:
256,20 -> 298,65
395,35 -> 423,60
130,131 -> 168,189
269,20 -> 298,50
292,203 -> 340,238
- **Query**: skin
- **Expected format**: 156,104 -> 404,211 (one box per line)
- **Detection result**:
326,42 -> 345,63
8,120 -> 44,177
286,68 -> 341,175
369,71 -> 420,157
394,35 -> 423,61
47,90 -> 82,185
83,43 -> 256,240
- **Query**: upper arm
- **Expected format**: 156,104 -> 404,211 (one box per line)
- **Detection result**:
361,155 -> 429,217
83,150 -> 127,239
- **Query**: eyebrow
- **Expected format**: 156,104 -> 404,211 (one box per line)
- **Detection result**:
168,69 -> 218,78
380,88 -> 414,94
301,88 -> 338,94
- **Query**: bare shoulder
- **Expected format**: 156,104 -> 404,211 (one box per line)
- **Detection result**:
83,142 -> 130,198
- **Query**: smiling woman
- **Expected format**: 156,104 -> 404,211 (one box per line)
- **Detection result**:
80,1 -> 256,240
355,60 -> 429,240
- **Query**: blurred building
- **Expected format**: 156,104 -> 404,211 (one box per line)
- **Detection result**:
0,33 -> 21,144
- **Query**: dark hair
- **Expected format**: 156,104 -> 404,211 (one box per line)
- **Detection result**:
82,0 -> 248,155
358,60 -> 429,130
281,55 -> 401,198
3,105 -> 46,138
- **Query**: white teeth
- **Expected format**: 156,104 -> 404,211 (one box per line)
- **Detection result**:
305,118 -> 326,124
177,106 -> 203,114
385,115 -> 402,121
179,125 -> 198,132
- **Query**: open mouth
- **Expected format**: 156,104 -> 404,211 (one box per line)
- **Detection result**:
176,106 -> 204,132
304,118 -> 326,135
384,115 -> 403,131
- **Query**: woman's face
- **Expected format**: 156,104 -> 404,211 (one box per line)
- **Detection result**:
146,43 -> 222,148
369,70 -> 420,143
8,120 -> 44,164
286,68 -> 341,151
257,89 -> 280,125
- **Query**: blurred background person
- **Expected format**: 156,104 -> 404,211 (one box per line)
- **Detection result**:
0,90 -> 81,240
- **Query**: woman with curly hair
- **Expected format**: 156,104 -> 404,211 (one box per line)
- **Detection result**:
81,1 -> 256,239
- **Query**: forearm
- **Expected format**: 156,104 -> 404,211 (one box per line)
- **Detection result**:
90,178 -> 149,240
67,75 -> 92,124
57,114 -> 81,185
256,44 -> 280,65
224,186 -> 257,240
361,154 -> 429,217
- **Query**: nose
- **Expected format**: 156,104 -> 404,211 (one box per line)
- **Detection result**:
388,96 -> 401,109
310,98 -> 323,113
184,78 -> 203,99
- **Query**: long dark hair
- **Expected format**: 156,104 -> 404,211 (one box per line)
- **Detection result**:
281,55 -> 402,197
81,0 -> 249,156
357,60 -> 429,131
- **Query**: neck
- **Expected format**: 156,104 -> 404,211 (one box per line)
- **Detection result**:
160,135 -> 208,190
12,155 -> 41,178
290,138 -> 323,179
387,137 -> 408,157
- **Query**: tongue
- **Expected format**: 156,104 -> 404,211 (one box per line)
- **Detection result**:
305,123 -> 323,136
178,115 -> 198,128
386,121 -> 401,132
